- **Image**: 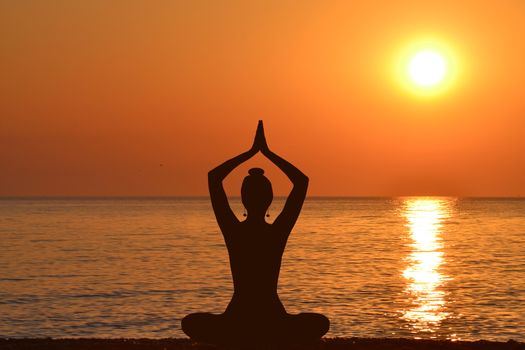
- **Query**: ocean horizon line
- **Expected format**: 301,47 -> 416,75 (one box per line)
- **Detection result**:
0,195 -> 524,200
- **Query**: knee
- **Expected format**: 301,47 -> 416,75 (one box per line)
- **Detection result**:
180,314 -> 193,336
316,314 -> 330,336
181,313 -> 206,337
181,313 -> 229,345
301,313 -> 330,337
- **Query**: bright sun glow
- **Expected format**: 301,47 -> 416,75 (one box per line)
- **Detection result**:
408,50 -> 447,87
392,38 -> 461,98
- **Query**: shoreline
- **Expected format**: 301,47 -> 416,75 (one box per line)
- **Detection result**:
1,338 -> 524,350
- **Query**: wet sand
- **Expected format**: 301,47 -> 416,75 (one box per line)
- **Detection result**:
1,338 -> 524,350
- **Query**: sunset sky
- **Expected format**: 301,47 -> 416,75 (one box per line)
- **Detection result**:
1,1 -> 524,197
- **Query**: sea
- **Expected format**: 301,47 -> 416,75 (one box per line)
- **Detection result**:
1,197 -> 524,341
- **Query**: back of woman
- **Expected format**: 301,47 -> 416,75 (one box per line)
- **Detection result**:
181,121 -> 329,346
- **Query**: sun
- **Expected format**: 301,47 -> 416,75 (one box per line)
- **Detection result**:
392,38 -> 461,97
408,50 -> 447,87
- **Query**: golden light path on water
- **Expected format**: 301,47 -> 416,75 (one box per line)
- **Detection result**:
401,198 -> 453,337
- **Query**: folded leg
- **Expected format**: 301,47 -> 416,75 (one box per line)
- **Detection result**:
182,311 -> 329,345
181,312 -> 229,344
283,312 -> 330,343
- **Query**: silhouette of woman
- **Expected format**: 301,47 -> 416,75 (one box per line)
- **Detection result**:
181,121 -> 329,345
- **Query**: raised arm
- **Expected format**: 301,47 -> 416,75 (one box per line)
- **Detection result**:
208,133 -> 258,233
256,121 -> 309,233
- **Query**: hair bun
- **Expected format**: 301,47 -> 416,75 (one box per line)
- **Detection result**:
248,168 -> 265,176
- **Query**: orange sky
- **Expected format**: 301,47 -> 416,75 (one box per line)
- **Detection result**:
1,1 -> 524,197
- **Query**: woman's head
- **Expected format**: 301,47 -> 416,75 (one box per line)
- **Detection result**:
241,168 -> 273,216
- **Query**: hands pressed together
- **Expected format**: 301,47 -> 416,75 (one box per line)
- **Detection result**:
250,120 -> 270,155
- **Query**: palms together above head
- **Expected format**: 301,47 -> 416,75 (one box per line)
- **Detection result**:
208,119 -> 309,233
251,120 -> 270,154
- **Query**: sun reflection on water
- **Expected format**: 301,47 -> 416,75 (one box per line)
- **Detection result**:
401,198 -> 453,335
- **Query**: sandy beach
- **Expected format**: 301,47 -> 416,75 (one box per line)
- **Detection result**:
1,338 -> 524,350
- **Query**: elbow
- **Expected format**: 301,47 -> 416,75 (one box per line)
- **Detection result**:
208,172 -> 217,190
208,169 -> 223,184
302,174 -> 309,184
208,170 -> 217,182
301,171 -> 309,182
297,174 -> 309,187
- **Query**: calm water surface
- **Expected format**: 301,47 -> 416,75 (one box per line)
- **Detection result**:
1,198 -> 524,340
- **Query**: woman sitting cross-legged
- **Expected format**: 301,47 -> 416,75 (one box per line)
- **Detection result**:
182,121 -> 329,346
